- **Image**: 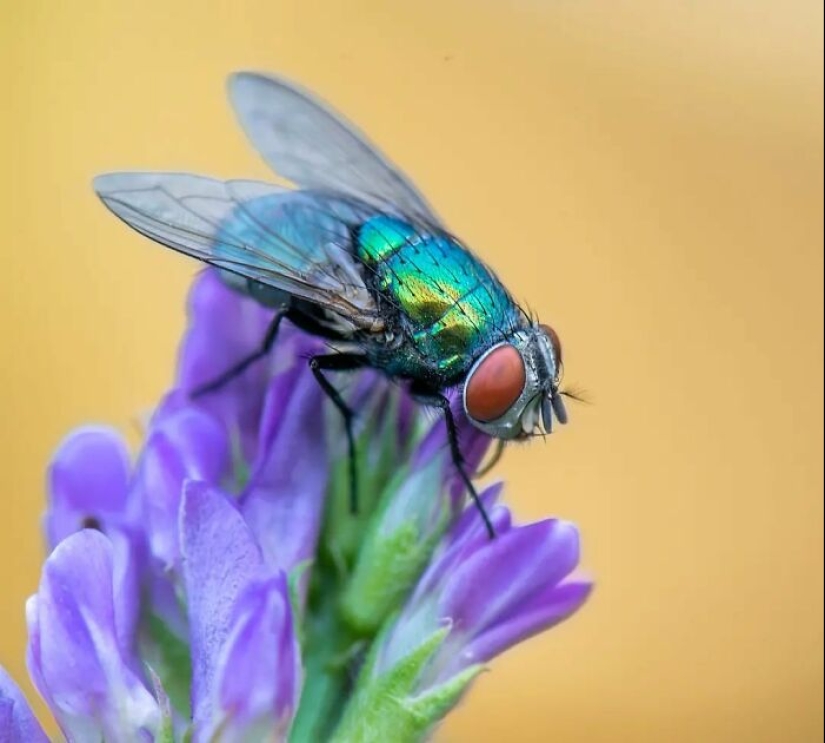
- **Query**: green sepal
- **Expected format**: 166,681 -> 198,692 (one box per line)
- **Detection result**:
338,465 -> 448,634
339,518 -> 420,634
141,613 -> 192,718
146,665 -> 175,743
329,626 -> 481,743
405,663 -> 485,728
226,425 -> 251,493
322,401 -> 398,569
287,558 -> 313,641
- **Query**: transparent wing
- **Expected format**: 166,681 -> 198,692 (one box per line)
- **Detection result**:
228,71 -> 443,227
93,172 -> 382,327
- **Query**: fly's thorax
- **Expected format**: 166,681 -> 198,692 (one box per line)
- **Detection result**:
463,325 -> 566,440
356,215 -> 523,382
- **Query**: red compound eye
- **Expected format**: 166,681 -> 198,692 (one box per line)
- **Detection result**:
541,323 -> 562,365
465,344 -> 526,423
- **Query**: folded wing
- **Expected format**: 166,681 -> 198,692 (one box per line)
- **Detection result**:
93,172 -> 382,328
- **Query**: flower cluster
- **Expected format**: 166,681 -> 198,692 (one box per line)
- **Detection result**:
0,271 -> 592,742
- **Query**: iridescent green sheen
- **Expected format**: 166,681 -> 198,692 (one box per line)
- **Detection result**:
357,216 -> 522,380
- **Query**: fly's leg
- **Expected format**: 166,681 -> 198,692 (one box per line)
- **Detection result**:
192,310 -> 286,398
410,386 -> 496,540
475,438 -> 506,478
309,352 -> 368,514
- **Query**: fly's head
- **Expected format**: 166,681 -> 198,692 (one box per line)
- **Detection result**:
462,324 -> 567,441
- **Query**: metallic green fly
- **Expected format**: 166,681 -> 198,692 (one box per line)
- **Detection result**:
93,72 -> 570,538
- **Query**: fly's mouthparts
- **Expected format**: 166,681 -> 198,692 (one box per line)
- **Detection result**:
541,395 -> 554,434
551,393 -> 568,426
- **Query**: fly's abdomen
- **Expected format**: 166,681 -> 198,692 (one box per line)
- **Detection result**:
357,216 -> 521,379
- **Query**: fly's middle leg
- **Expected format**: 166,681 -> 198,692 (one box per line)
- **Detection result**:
309,352 -> 368,514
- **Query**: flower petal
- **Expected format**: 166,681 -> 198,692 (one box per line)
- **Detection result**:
176,271 -> 279,459
26,530 -> 159,741
460,578 -> 592,669
0,666 -> 48,743
179,480 -> 265,739
177,272 -> 273,389
411,484 -> 510,602
241,340 -> 328,573
439,519 -> 581,636
134,404 -> 229,569
105,527 -> 144,656
45,426 -> 132,548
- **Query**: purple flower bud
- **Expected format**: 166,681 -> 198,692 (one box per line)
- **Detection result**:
133,401 -> 230,570
214,574 -> 301,741
413,393 -> 493,513
26,530 -> 159,741
240,333 -> 329,575
45,426 -> 133,548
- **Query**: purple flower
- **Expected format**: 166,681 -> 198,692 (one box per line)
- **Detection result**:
0,667 -> 48,743
180,481 -> 300,741
389,507 -> 591,686
1,269 -> 592,743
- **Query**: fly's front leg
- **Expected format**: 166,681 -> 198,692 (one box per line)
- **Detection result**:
475,438 -> 506,478
410,386 -> 496,539
192,309 -> 286,397
309,353 -> 368,514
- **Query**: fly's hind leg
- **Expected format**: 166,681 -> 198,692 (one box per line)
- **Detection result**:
409,385 -> 496,539
309,352 -> 368,514
191,309 -> 286,398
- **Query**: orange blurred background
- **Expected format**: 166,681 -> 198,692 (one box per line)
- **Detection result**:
1,1 -> 822,741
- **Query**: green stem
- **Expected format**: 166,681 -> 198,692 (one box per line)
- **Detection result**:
289,576 -> 359,743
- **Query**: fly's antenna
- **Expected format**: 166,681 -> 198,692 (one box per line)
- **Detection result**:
560,386 -> 590,404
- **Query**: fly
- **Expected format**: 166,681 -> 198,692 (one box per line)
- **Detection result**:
93,72 -> 571,538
